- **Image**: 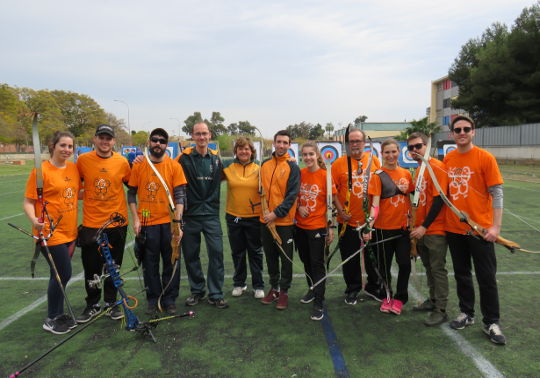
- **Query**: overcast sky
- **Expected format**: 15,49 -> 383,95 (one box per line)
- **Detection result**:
0,0 -> 533,138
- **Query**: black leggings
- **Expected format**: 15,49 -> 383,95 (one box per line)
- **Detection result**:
295,226 -> 326,305
373,228 -> 410,303
42,241 -> 74,318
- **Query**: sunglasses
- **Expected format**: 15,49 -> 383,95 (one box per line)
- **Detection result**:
407,143 -> 424,151
453,127 -> 472,134
150,137 -> 167,144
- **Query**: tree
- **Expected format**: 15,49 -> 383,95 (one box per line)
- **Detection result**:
397,117 -> 441,140
182,112 -> 204,135
227,122 -> 239,135
308,123 -> 325,140
286,122 -> 312,139
209,111 -> 227,136
131,130 -> 149,146
354,115 -> 368,127
237,121 -> 256,136
325,122 -> 334,139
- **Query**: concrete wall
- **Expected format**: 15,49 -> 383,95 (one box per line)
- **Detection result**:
485,146 -> 540,161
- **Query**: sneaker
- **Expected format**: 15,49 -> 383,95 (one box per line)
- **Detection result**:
166,304 -> 177,314
105,303 -> 124,320
310,305 -> 324,321
56,314 -> 77,329
424,310 -> 448,327
146,303 -> 157,315
232,285 -> 247,297
253,289 -> 265,299
76,305 -> 101,324
344,292 -> 358,305
208,297 -> 229,309
413,299 -> 436,312
364,287 -> 384,302
276,291 -> 288,310
450,312 -> 475,330
185,293 -> 205,306
261,289 -> 280,305
380,298 -> 393,313
483,323 -> 506,345
43,316 -> 70,335
390,299 -> 403,315
300,290 -> 315,304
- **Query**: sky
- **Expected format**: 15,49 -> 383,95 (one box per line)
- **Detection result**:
0,0 -> 534,138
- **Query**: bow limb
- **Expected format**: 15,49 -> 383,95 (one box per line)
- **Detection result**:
416,154 -> 529,254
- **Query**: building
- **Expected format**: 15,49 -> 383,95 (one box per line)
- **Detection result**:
429,75 -> 467,130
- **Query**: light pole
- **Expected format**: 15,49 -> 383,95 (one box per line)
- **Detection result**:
114,99 -> 131,143
169,117 -> 182,138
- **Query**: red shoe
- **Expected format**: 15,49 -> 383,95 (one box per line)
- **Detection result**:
390,299 -> 403,315
380,298 -> 393,313
261,289 -> 279,305
276,291 -> 289,310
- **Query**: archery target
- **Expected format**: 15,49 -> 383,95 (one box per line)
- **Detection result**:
165,146 -> 174,157
443,144 -> 457,156
364,142 -> 381,158
317,142 -> 342,164
272,143 -> 299,164
398,141 -> 419,168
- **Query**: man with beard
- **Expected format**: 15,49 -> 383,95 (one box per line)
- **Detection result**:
76,124 -> 131,323
127,129 -> 187,314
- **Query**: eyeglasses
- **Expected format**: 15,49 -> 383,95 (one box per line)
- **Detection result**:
349,139 -> 364,144
453,127 -> 472,134
193,132 -> 209,137
150,137 -> 167,144
407,143 -> 424,151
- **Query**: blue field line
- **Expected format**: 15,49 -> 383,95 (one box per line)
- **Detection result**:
321,308 -> 349,378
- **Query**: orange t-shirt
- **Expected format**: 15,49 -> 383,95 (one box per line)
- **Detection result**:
443,146 -> 503,234
295,168 -> 337,230
77,151 -> 131,228
413,157 -> 447,235
369,166 -> 414,230
25,161 -> 81,246
332,153 -> 381,226
128,155 -> 187,226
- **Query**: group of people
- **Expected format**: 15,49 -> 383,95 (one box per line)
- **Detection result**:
24,115 -> 506,345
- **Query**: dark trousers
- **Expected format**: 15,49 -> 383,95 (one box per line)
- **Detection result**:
295,226 -> 326,305
338,223 -> 380,294
374,228 -> 411,303
81,226 -> 127,306
182,216 -> 224,299
447,232 -> 500,325
142,223 -> 180,306
42,241 -> 74,318
226,214 -> 264,289
417,234 -> 449,311
261,224 -> 294,291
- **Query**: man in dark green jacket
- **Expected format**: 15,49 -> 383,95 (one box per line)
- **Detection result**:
177,122 -> 228,309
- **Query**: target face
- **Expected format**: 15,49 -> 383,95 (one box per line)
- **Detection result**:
364,142 -> 381,158
165,146 -> 174,157
398,141 -> 419,168
320,145 -> 339,163
272,143 -> 299,164
443,144 -> 457,156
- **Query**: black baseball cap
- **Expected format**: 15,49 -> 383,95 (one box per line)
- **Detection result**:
149,128 -> 169,143
95,124 -> 115,137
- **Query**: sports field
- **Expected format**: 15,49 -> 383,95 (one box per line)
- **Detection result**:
0,162 -> 539,377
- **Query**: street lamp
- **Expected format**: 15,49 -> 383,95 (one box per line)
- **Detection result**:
169,117 -> 182,138
114,99 -> 131,143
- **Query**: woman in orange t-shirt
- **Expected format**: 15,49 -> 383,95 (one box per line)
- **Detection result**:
366,139 -> 414,315
23,131 -> 80,335
295,142 -> 336,321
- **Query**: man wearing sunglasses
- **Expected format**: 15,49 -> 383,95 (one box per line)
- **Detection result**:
444,115 -> 506,345
407,132 -> 449,326
127,128 -> 187,315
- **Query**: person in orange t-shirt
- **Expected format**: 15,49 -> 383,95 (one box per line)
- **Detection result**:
408,132 -> 449,327
367,139 -> 414,316
295,142 -> 336,321
444,115 -> 506,345
75,124 -> 131,323
332,128 -> 382,305
23,131 -> 80,335
128,128 -> 186,314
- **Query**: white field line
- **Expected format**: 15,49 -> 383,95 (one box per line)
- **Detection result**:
0,272 -> 84,332
0,190 -> 21,197
0,213 -> 24,221
403,268 -> 504,378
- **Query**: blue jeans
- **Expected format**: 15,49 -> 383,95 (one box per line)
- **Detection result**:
42,241 -> 74,318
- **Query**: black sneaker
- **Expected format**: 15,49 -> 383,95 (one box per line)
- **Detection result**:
104,303 -> 124,320
483,323 -> 506,345
300,290 -> 315,304
344,292 -> 358,305
43,316 -> 70,335
450,312 -> 475,330
364,287 -> 384,302
413,299 -> 436,312
76,305 -> 101,324
56,314 -> 77,329
310,305 -> 324,321
208,297 -> 229,309
185,293 -> 205,306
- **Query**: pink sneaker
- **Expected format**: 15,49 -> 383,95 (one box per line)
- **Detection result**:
390,299 -> 403,315
380,298 -> 393,313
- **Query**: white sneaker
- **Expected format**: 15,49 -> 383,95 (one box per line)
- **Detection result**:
232,286 -> 247,297
253,289 -> 265,299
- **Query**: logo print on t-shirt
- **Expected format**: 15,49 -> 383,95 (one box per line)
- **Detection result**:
389,177 -> 409,207
351,171 -> 367,200
62,186 -> 76,208
94,178 -> 111,196
449,167 -> 472,200
145,181 -> 161,201
299,183 -> 321,213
